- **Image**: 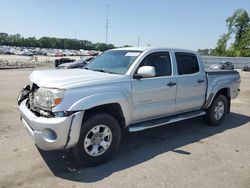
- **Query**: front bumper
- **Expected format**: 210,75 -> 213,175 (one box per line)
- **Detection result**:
19,99 -> 84,151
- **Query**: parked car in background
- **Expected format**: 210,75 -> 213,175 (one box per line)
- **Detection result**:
209,61 -> 234,70
2,49 -> 14,55
242,63 -> 250,71
88,51 -> 99,56
21,50 -> 33,56
57,56 -> 95,69
0,48 -> 4,54
55,58 -> 75,67
0,45 -> 102,57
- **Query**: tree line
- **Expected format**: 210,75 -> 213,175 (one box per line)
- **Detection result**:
198,9 -> 250,57
0,33 -> 115,51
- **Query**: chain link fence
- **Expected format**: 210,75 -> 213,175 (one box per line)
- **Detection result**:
202,56 -> 250,69
0,55 -> 80,69
1,54 -> 249,69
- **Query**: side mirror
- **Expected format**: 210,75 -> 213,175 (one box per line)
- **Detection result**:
134,66 -> 156,79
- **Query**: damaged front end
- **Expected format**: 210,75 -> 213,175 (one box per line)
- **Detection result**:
17,84 -> 32,105
18,84 -> 84,150
17,84 -> 54,118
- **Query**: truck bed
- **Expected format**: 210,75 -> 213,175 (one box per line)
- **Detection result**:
205,69 -> 240,104
205,69 -> 239,75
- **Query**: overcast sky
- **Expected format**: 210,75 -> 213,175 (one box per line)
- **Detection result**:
0,0 -> 249,50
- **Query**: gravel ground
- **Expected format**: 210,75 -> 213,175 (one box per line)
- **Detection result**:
0,68 -> 249,188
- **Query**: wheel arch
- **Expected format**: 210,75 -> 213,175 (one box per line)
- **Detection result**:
203,87 -> 231,113
67,92 -> 131,127
82,103 -> 126,130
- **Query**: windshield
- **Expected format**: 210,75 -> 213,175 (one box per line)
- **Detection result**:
85,50 -> 141,74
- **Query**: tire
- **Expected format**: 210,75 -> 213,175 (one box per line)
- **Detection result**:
204,95 -> 228,126
73,113 -> 121,166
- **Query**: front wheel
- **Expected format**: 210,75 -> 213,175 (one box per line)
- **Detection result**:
204,95 -> 228,126
73,113 -> 121,166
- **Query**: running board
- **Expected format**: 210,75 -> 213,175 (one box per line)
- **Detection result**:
128,110 -> 206,132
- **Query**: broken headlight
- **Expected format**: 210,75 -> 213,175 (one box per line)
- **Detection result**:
33,88 -> 65,109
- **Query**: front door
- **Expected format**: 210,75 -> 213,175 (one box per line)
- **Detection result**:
131,52 -> 177,123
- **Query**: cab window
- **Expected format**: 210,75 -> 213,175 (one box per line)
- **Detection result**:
175,52 -> 199,75
138,52 -> 172,77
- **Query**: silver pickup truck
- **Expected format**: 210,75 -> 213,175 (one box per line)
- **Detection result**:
18,47 -> 240,166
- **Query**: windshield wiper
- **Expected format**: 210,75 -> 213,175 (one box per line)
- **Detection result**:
92,69 -> 117,74
84,68 -> 118,74
82,66 -> 89,70
93,69 -> 107,73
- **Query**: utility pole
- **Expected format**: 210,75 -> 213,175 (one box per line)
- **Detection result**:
137,36 -> 140,47
106,4 -> 109,44
74,31 -> 77,40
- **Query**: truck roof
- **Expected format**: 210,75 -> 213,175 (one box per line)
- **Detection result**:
111,47 -> 197,54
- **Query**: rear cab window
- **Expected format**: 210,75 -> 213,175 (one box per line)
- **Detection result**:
175,52 -> 199,75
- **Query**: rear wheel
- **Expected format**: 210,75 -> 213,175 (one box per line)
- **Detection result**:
73,113 -> 121,166
204,95 -> 228,126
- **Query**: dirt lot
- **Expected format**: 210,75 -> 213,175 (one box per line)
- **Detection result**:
0,69 -> 249,188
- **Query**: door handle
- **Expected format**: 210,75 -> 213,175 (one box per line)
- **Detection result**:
197,79 -> 204,83
167,82 -> 176,87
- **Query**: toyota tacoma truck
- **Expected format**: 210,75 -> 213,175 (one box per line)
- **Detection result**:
18,47 -> 240,166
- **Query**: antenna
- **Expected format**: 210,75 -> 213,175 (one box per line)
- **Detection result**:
106,4 -> 109,44
138,36 -> 140,47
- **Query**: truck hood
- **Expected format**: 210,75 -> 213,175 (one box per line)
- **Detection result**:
29,69 -> 123,88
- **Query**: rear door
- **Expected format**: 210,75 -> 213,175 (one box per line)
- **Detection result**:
175,52 -> 206,112
131,52 -> 177,122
